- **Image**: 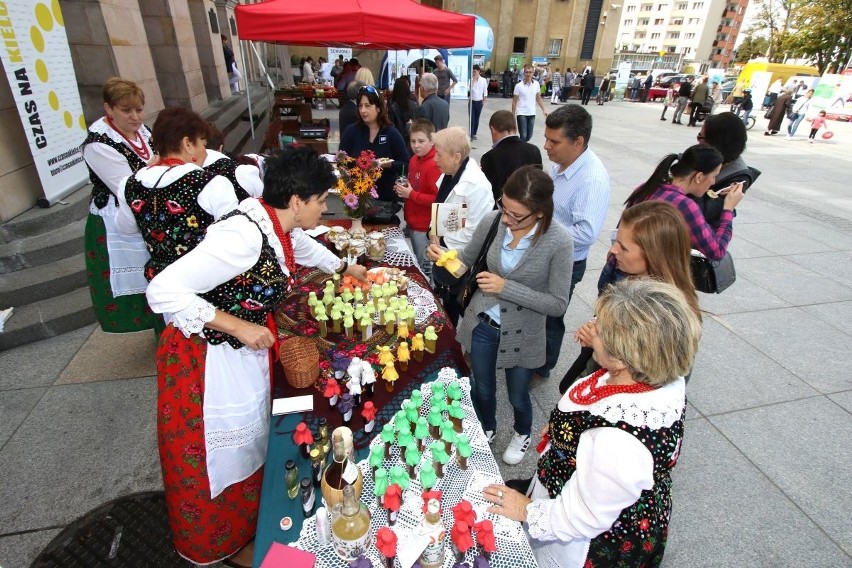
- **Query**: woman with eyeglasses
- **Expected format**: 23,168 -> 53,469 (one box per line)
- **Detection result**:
427,166 -> 572,466
624,144 -> 745,261
339,84 -> 410,203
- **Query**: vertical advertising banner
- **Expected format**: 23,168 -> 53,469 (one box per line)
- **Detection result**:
0,0 -> 88,204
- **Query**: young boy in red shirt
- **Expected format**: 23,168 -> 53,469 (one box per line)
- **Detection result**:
394,119 -> 442,278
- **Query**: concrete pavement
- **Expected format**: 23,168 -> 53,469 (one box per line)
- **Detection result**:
1,92 -> 850,567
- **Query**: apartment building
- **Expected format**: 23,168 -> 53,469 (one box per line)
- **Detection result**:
614,0 -> 748,70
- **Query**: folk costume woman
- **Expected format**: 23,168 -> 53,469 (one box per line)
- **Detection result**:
146,146 -> 367,566
482,279 -> 702,568
115,107 -> 239,284
82,77 -> 159,332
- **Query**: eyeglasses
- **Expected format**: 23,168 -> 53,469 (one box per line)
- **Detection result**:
496,197 -> 534,224
359,85 -> 379,96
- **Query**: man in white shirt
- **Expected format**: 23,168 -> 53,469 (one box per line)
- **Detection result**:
535,104 -> 611,382
512,64 -> 549,142
469,65 -> 488,140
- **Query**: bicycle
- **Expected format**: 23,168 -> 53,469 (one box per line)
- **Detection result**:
744,115 -> 756,130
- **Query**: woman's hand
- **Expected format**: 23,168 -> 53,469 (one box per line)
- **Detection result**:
394,180 -> 412,199
233,321 -> 276,351
376,157 -> 394,169
483,484 -> 532,522
426,243 -> 444,262
345,263 -> 369,281
721,181 -> 746,210
475,271 -> 505,295
574,318 -> 598,348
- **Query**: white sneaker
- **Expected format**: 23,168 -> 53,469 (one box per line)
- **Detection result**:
484,430 -> 496,444
502,432 -> 531,465
809,139 -> 814,144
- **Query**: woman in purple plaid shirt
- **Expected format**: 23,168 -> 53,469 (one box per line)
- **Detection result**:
624,144 -> 745,261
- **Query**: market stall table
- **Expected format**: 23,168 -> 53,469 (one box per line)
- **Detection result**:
253,223 -> 472,566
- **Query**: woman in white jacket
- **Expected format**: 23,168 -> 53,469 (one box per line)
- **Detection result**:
429,126 -> 494,324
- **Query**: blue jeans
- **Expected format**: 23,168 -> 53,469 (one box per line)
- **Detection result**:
517,115 -> 535,142
408,230 -> 431,279
470,319 -> 534,436
470,100 -> 484,136
787,113 -> 805,136
740,109 -> 752,125
537,258 -> 587,377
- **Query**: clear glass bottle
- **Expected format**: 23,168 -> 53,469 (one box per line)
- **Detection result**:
310,447 -> 324,487
419,498 -> 446,568
285,460 -> 299,499
318,418 -> 331,456
321,428 -> 363,508
330,485 -> 371,561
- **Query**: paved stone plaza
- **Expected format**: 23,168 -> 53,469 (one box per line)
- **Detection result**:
1,93 -> 850,567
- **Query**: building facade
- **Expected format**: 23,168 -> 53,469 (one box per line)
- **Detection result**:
613,0 -> 748,71
0,0 -> 264,222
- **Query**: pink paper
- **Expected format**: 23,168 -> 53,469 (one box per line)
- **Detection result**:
260,542 -> 316,568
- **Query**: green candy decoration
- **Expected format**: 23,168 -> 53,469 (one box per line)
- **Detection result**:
389,465 -> 410,490
419,460 -> 437,490
447,381 -> 463,401
370,444 -> 385,469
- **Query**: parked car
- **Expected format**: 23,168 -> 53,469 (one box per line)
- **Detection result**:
657,74 -> 698,89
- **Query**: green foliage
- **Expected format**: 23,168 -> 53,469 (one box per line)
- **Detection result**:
736,35 -> 771,62
747,0 -> 852,72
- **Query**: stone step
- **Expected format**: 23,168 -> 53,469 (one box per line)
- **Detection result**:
0,286 -> 95,351
0,185 -> 90,244
0,217 -> 87,274
0,253 -> 87,307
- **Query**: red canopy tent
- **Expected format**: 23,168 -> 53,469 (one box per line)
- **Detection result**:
234,0 -> 475,50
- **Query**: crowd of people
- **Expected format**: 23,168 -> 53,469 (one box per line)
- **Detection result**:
84,57 -> 767,566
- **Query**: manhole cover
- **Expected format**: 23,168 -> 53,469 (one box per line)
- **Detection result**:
31,491 -> 193,568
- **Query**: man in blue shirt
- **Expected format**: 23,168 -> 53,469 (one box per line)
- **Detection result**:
535,105 -> 611,382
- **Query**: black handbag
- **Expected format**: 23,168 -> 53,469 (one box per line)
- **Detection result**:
691,251 -> 736,294
764,108 -> 773,119
458,215 -> 502,309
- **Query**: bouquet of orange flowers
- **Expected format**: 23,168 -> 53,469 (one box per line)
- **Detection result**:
335,149 -> 382,220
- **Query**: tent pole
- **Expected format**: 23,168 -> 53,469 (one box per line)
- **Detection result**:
243,40 -> 257,153
468,47 -> 473,139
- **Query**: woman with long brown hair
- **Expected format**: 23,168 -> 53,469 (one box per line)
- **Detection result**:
560,201 -> 700,393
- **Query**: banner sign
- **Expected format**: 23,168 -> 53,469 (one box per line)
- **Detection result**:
327,47 -> 353,62
0,0 -> 89,204
508,54 -> 524,70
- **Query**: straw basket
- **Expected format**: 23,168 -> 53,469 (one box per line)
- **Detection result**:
279,336 -> 320,389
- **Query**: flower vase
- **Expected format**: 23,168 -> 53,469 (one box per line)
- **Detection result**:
350,217 -> 364,232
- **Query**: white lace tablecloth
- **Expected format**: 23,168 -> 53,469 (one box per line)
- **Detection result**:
289,368 -> 538,568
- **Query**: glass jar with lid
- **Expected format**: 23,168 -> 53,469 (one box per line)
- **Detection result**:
367,232 -> 387,262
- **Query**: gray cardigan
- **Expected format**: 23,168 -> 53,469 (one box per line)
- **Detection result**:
455,211 -> 574,369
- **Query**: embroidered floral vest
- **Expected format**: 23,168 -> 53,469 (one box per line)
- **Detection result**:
199,211 -> 289,349
124,169 -> 218,282
537,405 -> 685,567
204,157 -> 251,202
82,132 -> 149,209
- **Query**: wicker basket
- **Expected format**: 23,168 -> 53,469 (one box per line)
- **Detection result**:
279,336 -> 320,389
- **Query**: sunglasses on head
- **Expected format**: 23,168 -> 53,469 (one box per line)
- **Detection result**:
359,85 -> 379,95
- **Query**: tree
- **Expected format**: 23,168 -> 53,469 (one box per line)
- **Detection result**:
736,35 -> 771,62
784,0 -> 852,73
747,0 -> 796,61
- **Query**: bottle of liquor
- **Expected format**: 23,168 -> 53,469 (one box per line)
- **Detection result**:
419,498 -> 446,568
330,485 -> 371,562
318,417 -> 331,456
285,460 -> 299,499
300,477 -> 315,518
322,428 -> 363,508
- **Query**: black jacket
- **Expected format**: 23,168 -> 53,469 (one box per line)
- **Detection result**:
480,136 -> 543,200
338,100 -> 358,137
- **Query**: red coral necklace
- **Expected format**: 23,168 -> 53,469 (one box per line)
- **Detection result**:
259,199 -> 296,276
568,368 -> 656,405
106,117 -> 151,161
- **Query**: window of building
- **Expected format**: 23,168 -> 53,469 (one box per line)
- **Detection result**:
677,2 -> 687,8
513,37 -> 528,53
627,5 -> 636,11
651,32 -> 661,38
673,18 -> 683,24
547,39 -> 563,57
692,1 -> 704,8
685,32 -> 695,39
668,32 -> 680,38
208,8 -> 219,34
624,18 -> 634,25
641,3 -> 653,10
654,18 -> 664,24
657,3 -> 667,8
681,46 -> 691,54
688,17 -> 700,24
639,18 -> 650,24
635,31 -> 646,38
